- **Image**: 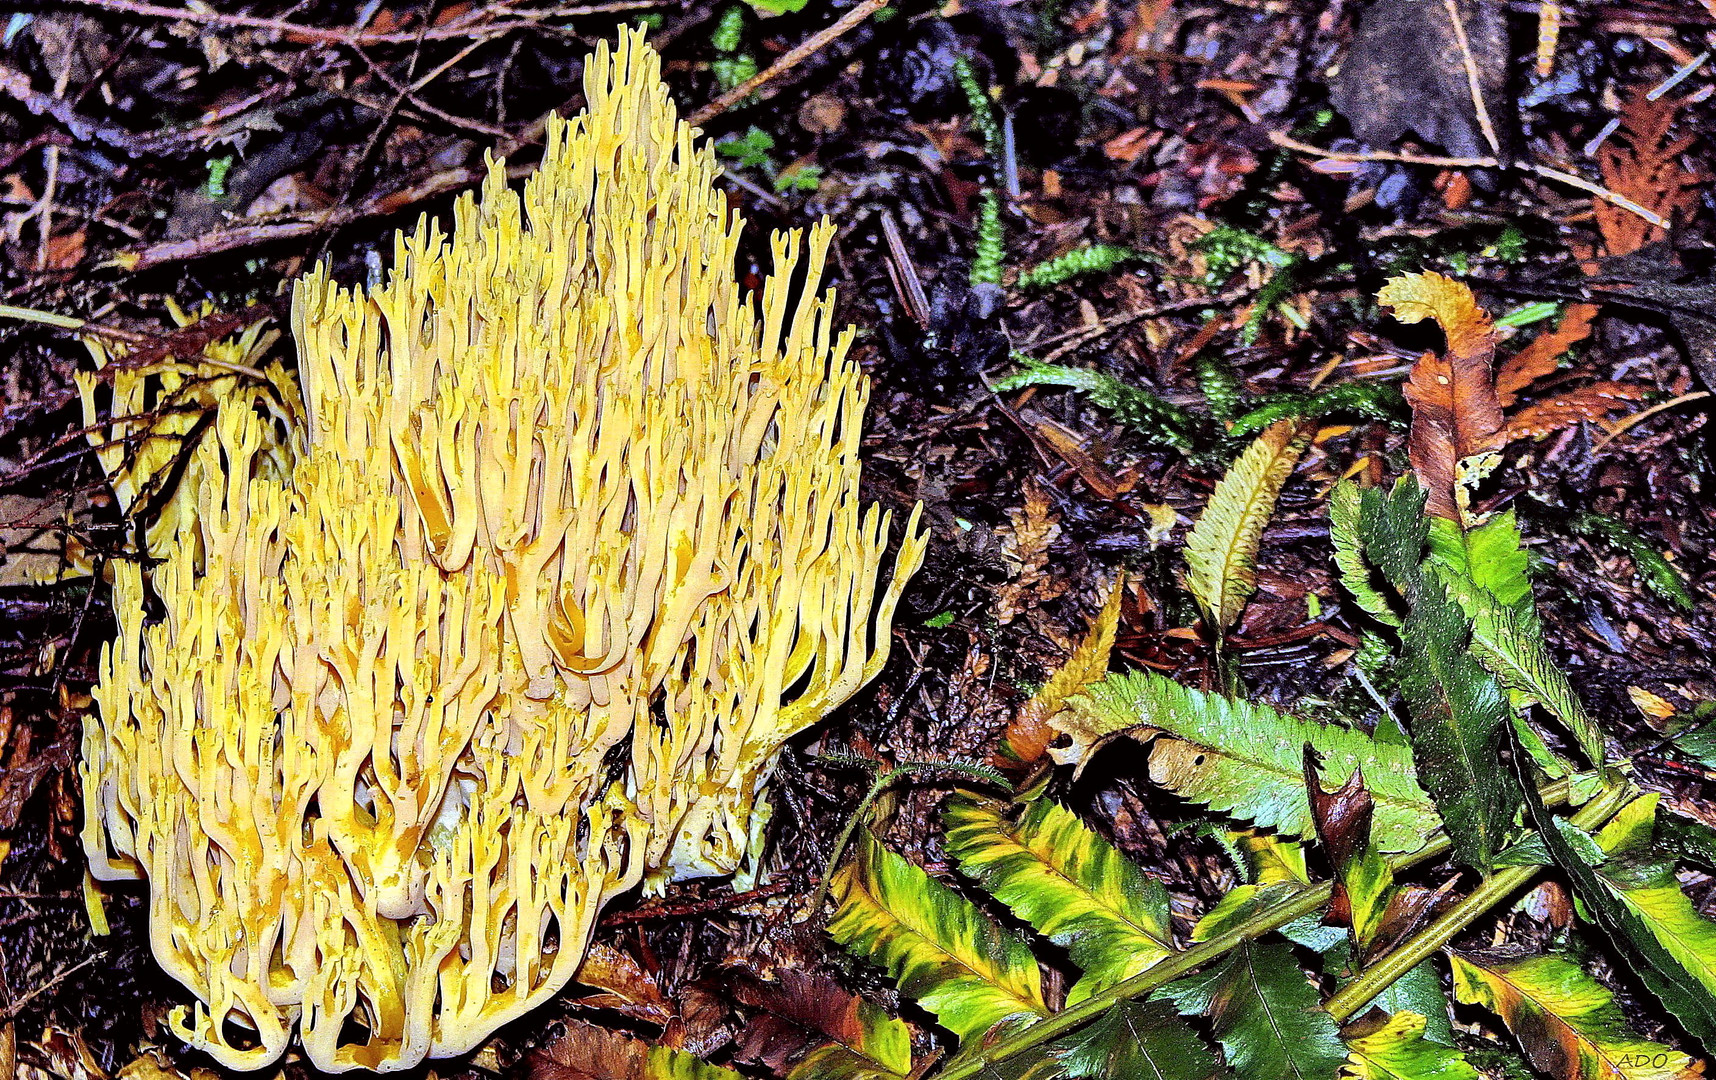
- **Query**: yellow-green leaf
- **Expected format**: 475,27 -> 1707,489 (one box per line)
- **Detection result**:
1342,1011 -> 1481,1080
1594,794 -> 1716,1002
1006,575 -> 1125,764
945,796 -> 1173,1004
828,832 -> 1047,1044
1450,953 -> 1701,1080
1184,419 -> 1312,631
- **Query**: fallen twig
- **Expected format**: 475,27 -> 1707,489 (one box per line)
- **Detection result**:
688,0 -> 890,125
1266,131 -> 1669,229
60,0 -> 661,46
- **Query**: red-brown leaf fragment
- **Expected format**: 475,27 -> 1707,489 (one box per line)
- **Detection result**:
1496,304 -> 1597,407
1502,382 -> 1649,443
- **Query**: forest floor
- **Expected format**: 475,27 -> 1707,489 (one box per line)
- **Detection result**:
1,0 -> 1714,1077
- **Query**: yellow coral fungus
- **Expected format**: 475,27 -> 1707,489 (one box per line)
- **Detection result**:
81,28 -> 927,1073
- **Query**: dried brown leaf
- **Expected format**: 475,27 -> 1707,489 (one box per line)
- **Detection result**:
993,482 -> 1064,624
1380,272 -> 1503,521
1304,747 -> 1375,874
1496,303 -> 1597,407
529,1020 -> 651,1080
1501,382 -> 1648,443
1596,89 -> 1705,256
572,943 -> 676,1027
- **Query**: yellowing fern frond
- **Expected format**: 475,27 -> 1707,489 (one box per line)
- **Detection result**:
1184,420 -> 1312,632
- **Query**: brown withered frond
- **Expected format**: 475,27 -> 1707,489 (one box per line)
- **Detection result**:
1380,272 -> 1504,523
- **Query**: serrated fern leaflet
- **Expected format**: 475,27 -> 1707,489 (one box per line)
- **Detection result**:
1184,419 -> 1312,633
945,796 -> 1174,1004
827,832 -> 1048,1044
1065,669 -> 1440,852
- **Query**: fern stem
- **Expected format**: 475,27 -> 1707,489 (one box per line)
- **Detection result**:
1324,779 -> 1633,1022
934,776 -> 1581,1080
808,760 -> 1009,919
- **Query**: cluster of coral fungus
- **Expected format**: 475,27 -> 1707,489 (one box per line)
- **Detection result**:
79,28 -> 925,1072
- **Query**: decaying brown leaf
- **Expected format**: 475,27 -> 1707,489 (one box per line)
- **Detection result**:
529,1020 -> 652,1080
1496,304 -> 1597,407
993,481 -> 1066,624
1502,382 -> 1649,443
1303,747 -> 1374,876
572,944 -> 677,1028
1596,89 -> 1705,257
1380,271 -> 1503,521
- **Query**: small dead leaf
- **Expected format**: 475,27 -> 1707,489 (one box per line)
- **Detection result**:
1596,88 -> 1705,257
43,229 -> 85,270
1304,748 -> 1375,876
1501,382 -> 1648,443
572,943 -> 676,1027
1627,685 -> 1677,722
529,1020 -> 650,1080
992,482 -> 1065,624
1103,127 -> 1156,163
798,94 -> 846,135
1495,303 -> 1597,407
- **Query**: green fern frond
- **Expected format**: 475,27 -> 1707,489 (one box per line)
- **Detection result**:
1184,419 -> 1312,632
1331,480 -> 1402,628
828,832 -> 1048,1044
1196,353 -> 1245,421
945,797 -> 1175,1004
1569,511 -> 1695,611
992,357 -> 1209,454
1018,244 -> 1150,290
1227,381 -> 1407,440
1066,670 -> 1441,852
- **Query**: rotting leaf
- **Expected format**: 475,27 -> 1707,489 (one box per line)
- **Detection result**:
1502,382 -> 1648,443
1304,748 -> 1395,953
994,482 -> 1066,625
1380,272 -> 1503,523
1327,0 -> 1510,162
727,967 -> 912,1079
572,943 -> 677,1027
1596,88 -> 1705,257
529,1019 -> 746,1080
